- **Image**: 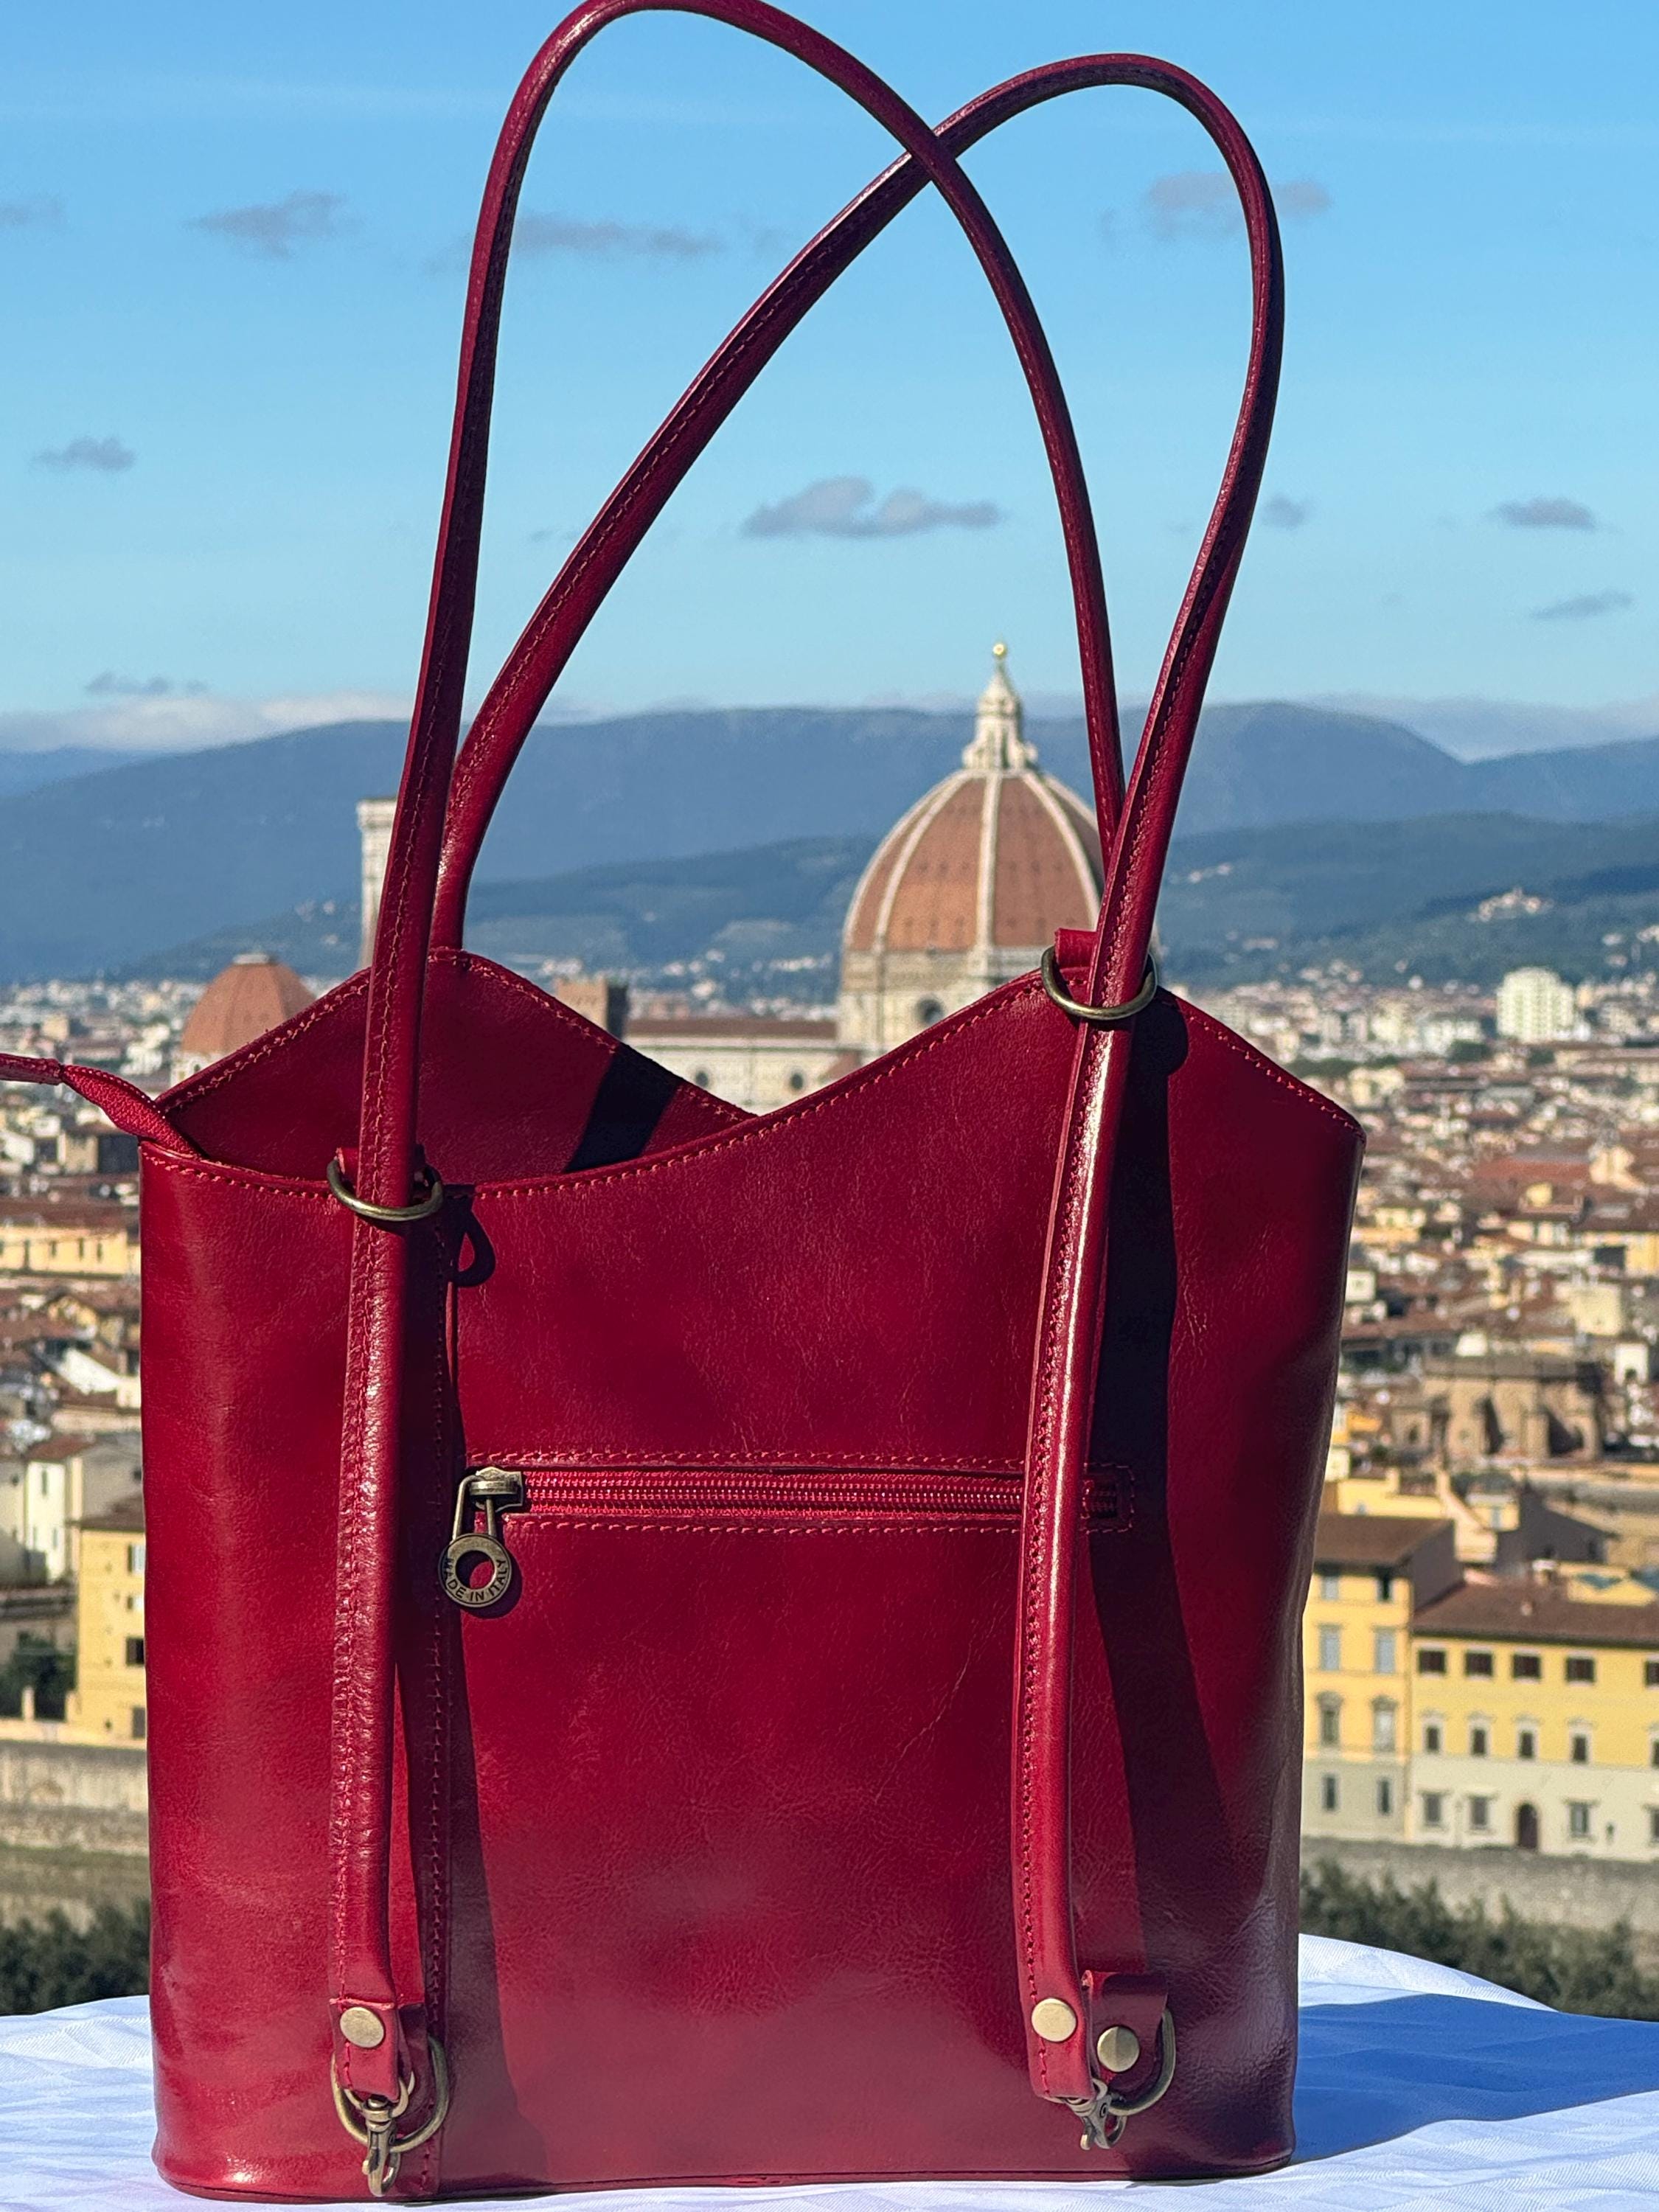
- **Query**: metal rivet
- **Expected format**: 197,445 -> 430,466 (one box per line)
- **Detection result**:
1096,2023 -> 1141,2073
1031,1997 -> 1078,2043
339,2006 -> 386,2050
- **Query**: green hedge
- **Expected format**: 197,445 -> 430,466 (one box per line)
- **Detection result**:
1302,1857 -> 1659,2019
3,1867 -> 1655,2021
0,1901 -> 149,2014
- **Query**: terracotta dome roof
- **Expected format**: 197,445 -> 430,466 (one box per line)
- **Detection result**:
843,648 -> 1102,958
178,953 -> 315,1065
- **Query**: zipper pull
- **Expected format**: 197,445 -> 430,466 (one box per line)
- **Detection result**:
442,1467 -> 526,1610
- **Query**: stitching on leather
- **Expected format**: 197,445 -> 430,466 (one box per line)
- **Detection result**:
1180,1001 -> 1363,1138
457,981 -> 1044,1194
489,1448 -> 1130,1476
507,1517 -> 1122,1539
139,975 -> 1048,1199
1016,1029 -> 1104,2098
419,1268 -> 451,2199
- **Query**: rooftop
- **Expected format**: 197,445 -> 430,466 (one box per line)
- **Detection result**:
1413,1576 -> 1659,1649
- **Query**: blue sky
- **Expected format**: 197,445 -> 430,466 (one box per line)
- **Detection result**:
4,1 -> 1658,748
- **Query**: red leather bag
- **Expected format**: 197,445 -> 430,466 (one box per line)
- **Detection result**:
3,3 -> 1360,2197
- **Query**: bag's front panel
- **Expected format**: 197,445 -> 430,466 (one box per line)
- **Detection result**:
139,975 -> 1358,2196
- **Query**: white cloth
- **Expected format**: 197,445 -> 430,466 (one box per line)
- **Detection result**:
1,1938 -> 1656,2209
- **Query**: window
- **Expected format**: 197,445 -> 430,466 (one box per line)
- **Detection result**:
1374,1630 -> 1398,1674
1417,1648 -> 1447,1675
1372,1700 -> 1397,1753
126,1542 -> 145,1574
691,1070 -> 710,1091
1375,1571 -> 1394,1602
1566,1655 -> 1597,1684
1469,1795 -> 1492,1834
787,1071 -> 806,1093
915,998 -> 945,1026
1571,1731 -> 1591,1764
1423,1719 -> 1442,1754
1421,1791 -> 1445,1829
1649,1808 -> 1659,1845
1512,1652 -> 1542,1681
1518,1727 -> 1537,1761
1377,1778 -> 1394,1817
123,1636 -> 144,1668
1646,1659 -> 1659,1688
130,1706 -> 146,1742
1568,1801 -> 1593,1841
1464,1649 -> 1495,1677
1650,1738 -> 1659,1770
1318,1626 -> 1342,1671
1470,1722 -> 1489,1757
1317,1696 -> 1341,1748
1318,1571 -> 1341,1601
1320,1774 -> 1339,1814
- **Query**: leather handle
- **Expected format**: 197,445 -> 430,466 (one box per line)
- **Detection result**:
1009,88 -> 1281,2128
329,1 -> 1146,2174
428,62 -> 1152,950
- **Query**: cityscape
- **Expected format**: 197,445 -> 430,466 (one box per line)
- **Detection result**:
4,659 -> 1659,1947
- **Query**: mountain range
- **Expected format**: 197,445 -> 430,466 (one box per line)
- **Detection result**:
7,698 -> 1659,981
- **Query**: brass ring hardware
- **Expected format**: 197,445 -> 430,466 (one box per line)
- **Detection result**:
443,1468 -> 526,1611
1040,946 -> 1158,1027
326,1155 -> 446,1224
1069,2007 -> 1177,2152
331,2034 -> 449,2199
442,1534 -> 514,1610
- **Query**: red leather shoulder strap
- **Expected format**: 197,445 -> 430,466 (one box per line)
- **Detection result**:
1008,77 -> 1281,2139
428,61 -> 1143,950
326,4 -> 1156,2186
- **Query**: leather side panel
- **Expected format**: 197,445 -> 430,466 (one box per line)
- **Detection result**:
139,977 -> 1359,2192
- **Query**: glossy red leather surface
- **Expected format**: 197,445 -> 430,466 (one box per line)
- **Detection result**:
139,971 -> 1360,2195
0,4 -> 1364,2197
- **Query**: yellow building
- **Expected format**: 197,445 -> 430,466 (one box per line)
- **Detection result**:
1409,1572 -> 1659,1857
69,1492 -> 147,1742
1302,1512 -> 1459,1841
0,1204 -> 136,1278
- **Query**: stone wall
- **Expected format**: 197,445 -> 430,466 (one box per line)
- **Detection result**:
0,1737 -> 146,1856
1307,1834 -> 1659,1968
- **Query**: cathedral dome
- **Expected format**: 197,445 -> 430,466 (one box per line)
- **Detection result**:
838,646 -> 1102,1057
175,953 -> 315,1077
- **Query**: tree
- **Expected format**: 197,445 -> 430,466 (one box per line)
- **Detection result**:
1301,1857 -> 1659,2020
0,1633 -> 74,1721
0,1900 -> 149,2013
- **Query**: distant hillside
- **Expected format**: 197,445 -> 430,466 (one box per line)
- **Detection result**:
0,746 -> 153,798
130,835 -> 877,998
136,810 -> 1659,1002
1158,812 -> 1659,987
15,697 -> 1659,980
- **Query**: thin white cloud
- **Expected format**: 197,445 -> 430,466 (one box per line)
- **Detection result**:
85,672 -> 206,699
743,476 -> 1001,539
1262,495 -> 1311,529
0,195 -> 63,229
1532,589 -> 1633,622
1143,171 -> 1332,240
514,212 -> 720,259
0,688 -> 410,754
190,189 -> 347,260
1493,495 -> 1599,530
33,435 -> 134,473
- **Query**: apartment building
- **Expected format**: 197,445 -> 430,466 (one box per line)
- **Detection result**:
1304,1509 -> 1659,1860
1301,1512 -> 1460,1840
1411,1574 -> 1659,1857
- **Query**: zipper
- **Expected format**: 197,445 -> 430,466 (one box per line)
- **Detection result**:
442,1463 -> 1127,1614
